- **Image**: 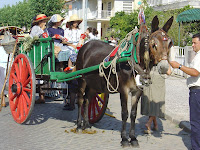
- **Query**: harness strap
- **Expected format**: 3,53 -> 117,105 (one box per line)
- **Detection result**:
99,28 -> 138,93
136,23 -> 149,64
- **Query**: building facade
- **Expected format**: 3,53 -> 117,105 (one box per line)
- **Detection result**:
65,0 -> 141,39
147,0 -> 200,11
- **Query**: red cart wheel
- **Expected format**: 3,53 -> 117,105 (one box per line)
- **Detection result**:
8,54 -> 36,124
88,93 -> 109,124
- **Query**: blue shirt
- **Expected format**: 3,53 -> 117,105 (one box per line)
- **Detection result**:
47,27 -> 64,43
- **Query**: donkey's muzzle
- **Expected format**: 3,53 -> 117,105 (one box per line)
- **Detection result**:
157,60 -> 169,74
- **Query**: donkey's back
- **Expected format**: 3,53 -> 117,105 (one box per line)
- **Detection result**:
76,40 -> 114,70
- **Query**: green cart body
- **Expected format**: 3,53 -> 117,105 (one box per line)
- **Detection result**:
19,37 -> 56,76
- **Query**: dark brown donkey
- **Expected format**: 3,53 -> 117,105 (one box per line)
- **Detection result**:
75,15 -> 173,147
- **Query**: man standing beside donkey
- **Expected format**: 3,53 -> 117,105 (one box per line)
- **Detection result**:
170,33 -> 200,149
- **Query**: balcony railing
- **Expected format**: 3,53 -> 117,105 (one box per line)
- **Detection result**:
87,10 -> 115,20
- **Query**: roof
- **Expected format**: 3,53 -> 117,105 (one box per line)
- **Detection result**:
177,8 -> 200,23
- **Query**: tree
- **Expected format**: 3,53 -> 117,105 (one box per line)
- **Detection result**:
109,3 -> 193,46
109,11 -> 138,40
0,0 -> 67,29
30,0 -> 66,17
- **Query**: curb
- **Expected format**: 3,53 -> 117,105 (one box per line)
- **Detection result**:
165,112 -> 191,133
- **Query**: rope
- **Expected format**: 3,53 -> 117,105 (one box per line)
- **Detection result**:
99,29 -> 138,93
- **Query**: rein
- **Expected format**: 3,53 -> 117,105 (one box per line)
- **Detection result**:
99,29 -> 138,93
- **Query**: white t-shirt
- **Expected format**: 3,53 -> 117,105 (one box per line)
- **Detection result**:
64,28 -> 82,45
30,25 -> 44,38
85,33 -> 98,43
88,33 -> 98,40
187,50 -> 200,87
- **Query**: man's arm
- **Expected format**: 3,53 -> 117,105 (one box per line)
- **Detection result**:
170,61 -> 200,77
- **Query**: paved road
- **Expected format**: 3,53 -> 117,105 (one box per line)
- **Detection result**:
165,75 -> 190,132
0,76 -> 191,150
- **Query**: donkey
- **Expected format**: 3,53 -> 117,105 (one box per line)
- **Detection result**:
75,15 -> 173,147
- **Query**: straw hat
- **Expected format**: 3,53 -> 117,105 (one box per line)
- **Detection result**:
49,14 -> 64,23
48,14 -> 64,28
33,14 -> 50,23
67,14 -> 83,26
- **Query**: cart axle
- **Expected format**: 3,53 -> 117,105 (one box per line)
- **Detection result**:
11,83 -> 22,95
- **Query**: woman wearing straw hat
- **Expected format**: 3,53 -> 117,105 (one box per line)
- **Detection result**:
64,14 -> 83,68
47,14 -> 73,65
29,14 -> 50,104
30,14 -> 50,38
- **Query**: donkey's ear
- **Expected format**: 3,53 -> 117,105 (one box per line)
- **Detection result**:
162,16 -> 174,33
151,15 -> 159,33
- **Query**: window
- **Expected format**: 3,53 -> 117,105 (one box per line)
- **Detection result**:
123,1 -> 132,13
108,2 -> 111,16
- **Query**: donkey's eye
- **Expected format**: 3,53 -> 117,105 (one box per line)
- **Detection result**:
152,44 -> 157,50
168,41 -> 173,48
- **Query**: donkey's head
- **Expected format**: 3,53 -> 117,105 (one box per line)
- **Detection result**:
149,16 -> 173,74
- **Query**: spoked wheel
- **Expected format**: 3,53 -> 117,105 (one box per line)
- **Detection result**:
83,93 -> 109,124
8,54 -> 36,124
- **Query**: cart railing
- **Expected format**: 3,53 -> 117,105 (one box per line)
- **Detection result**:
19,37 -> 55,75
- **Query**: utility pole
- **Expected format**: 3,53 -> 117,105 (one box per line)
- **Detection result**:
82,0 -> 88,32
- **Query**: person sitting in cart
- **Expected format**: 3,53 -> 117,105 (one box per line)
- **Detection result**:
63,14 -> 84,71
47,14 -> 78,110
30,14 -> 50,104
47,14 -> 76,70
30,14 -> 50,38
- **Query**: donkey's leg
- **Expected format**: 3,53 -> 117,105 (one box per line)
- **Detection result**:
77,79 -> 86,130
120,91 -> 129,147
82,88 -> 95,129
129,89 -> 142,147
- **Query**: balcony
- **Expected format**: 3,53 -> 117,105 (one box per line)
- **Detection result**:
87,10 -> 115,20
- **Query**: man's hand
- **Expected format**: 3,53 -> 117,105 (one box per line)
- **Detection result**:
170,61 -> 200,77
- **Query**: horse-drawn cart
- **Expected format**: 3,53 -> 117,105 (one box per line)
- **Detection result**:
1,15 -> 174,147
7,35 -> 134,124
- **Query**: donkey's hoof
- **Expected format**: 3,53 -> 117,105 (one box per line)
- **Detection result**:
76,128 -> 82,133
130,140 -> 139,147
120,140 -> 130,147
82,124 -> 91,130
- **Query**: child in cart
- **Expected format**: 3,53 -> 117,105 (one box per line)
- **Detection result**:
30,14 -> 50,104
63,14 -> 84,71
30,14 -> 50,38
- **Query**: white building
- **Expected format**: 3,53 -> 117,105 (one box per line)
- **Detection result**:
65,0 -> 141,39
147,0 -> 200,11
